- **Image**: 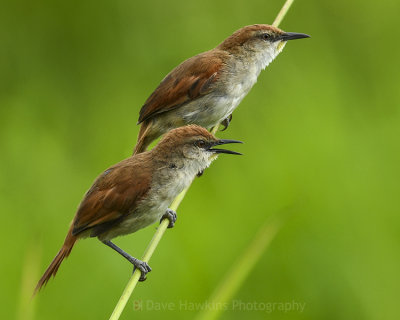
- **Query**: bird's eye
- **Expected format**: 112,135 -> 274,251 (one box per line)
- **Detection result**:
261,33 -> 271,41
195,140 -> 206,148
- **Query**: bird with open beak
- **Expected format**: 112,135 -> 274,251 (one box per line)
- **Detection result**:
134,24 -> 310,154
35,125 -> 242,292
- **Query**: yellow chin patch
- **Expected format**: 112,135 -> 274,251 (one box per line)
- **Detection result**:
277,41 -> 286,52
209,153 -> 219,161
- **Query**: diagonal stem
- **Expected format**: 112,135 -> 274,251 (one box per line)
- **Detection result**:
194,211 -> 290,320
109,0 -> 295,318
273,0 -> 294,27
109,126 -> 218,320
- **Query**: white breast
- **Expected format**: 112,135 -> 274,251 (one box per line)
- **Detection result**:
174,42 -> 286,129
107,157 -> 210,239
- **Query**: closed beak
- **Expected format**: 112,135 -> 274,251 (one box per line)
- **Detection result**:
208,139 -> 243,155
277,32 -> 310,41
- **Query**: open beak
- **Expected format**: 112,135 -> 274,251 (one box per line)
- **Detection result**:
277,32 -> 310,41
208,139 -> 243,155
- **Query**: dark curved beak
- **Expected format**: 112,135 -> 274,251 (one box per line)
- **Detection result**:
276,32 -> 310,41
208,139 -> 243,155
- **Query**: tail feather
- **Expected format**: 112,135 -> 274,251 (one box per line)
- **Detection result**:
34,227 -> 77,294
133,121 -> 153,155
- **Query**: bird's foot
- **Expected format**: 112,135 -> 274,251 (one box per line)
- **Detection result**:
102,240 -> 151,281
132,259 -> 152,282
220,114 -> 233,131
160,208 -> 177,228
197,170 -> 204,177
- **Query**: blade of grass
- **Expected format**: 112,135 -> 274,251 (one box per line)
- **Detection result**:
17,242 -> 41,320
194,212 -> 289,320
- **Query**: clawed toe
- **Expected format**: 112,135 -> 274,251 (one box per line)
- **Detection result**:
160,208 -> 177,228
220,114 -> 233,131
133,261 -> 152,281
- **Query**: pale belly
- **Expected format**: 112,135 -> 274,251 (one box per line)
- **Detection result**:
98,165 -> 197,241
177,76 -> 257,128
150,68 -> 259,139
110,199 -> 170,238
176,91 -> 248,128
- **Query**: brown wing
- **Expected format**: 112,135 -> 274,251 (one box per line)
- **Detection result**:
72,156 -> 151,237
137,50 -> 228,124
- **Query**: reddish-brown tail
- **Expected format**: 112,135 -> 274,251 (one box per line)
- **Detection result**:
34,226 -> 77,294
133,121 -> 154,155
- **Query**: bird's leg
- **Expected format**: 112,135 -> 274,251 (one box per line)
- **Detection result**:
102,240 -> 151,281
160,208 -> 177,228
220,114 -> 233,131
197,170 -> 204,177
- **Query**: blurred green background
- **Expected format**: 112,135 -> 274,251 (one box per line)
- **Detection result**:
1,0 -> 399,319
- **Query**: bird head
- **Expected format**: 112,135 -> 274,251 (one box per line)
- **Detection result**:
154,125 -> 242,172
218,24 -> 310,69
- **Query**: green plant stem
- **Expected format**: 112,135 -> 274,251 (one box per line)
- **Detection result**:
110,0 -> 295,317
273,0 -> 294,27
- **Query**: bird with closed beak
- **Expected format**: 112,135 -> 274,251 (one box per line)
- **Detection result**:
35,125 -> 242,293
134,24 -> 310,154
